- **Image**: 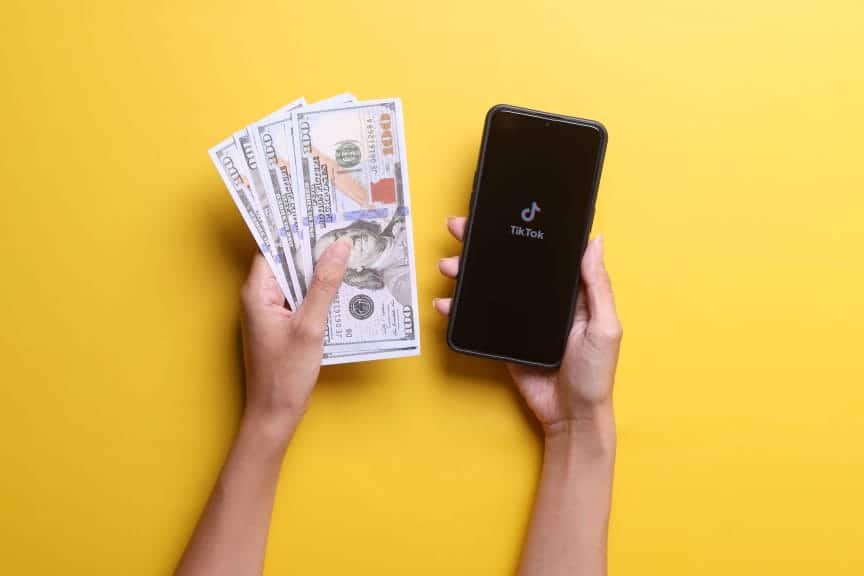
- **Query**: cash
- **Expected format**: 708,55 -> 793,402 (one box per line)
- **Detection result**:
248,98 -> 308,299
209,137 -> 296,307
209,95 -> 420,365
234,128 -> 301,307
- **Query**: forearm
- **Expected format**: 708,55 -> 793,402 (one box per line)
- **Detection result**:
175,412 -> 295,576
518,405 -> 616,576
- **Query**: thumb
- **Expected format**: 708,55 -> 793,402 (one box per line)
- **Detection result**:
294,238 -> 352,336
581,235 -> 622,343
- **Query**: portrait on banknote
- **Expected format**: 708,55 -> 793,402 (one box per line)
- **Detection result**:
311,213 -> 411,307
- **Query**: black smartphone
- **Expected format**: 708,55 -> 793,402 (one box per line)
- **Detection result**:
447,105 -> 607,367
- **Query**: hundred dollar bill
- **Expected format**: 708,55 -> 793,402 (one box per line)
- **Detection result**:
320,345 -> 422,366
251,94 -> 355,297
234,129 -> 301,307
209,138 -> 295,307
248,97 -> 307,300
292,99 -> 420,362
305,93 -> 356,109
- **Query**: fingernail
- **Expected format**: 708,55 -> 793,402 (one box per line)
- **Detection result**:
432,297 -> 440,310
331,237 -> 352,263
596,234 -> 604,254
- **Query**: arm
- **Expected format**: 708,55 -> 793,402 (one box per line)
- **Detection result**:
513,233 -> 620,576
174,414 -> 294,576
519,407 -> 616,576
176,238 -> 352,576
436,220 -> 622,576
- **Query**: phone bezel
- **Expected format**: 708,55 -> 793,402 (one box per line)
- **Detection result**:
446,104 -> 608,368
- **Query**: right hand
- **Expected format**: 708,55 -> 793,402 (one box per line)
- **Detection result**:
434,217 -> 622,435
240,237 -> 352,441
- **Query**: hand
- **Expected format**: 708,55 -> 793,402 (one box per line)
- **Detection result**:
240,238 -> 352,442
435,217 -> 622,436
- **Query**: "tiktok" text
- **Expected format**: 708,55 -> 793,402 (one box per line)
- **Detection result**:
510,225 -> 544,239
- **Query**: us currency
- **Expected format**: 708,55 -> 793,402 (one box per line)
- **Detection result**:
292,99 -> 420,363
209,138 -> 295,306
251,93 -> 355,297
233,129 -> 301,306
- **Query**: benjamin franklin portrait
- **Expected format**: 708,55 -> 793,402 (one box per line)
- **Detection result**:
312,214 -> 411,307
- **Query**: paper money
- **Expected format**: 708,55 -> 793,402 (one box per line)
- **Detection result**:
209,138 -> 295,307
249,98 -> 308,298
209,94 -> 420,365
251,94 -> 356,295
292,99 -> 420,361
234,129 -> 301,306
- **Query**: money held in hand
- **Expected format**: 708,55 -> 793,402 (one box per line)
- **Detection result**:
209,95 -> 420,365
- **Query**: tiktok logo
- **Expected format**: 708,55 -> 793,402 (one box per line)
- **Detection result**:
520,201 -> 541,222
511,201 -> 545,240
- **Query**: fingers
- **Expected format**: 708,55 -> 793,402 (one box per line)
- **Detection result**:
294,238 -> 352,336
572,284 -> 589,326
435,218 -> 465,316
447,216 -> 467,242
433,297 -> 452,316
242,253 -> 285,308
247,252 -> 275,286
581,235 -> 622,342
438,256 -> 459,278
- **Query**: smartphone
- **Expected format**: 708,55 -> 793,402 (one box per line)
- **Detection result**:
447,105 -> 607,367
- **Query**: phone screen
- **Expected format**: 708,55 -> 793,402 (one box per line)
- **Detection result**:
448,107 -> 606,366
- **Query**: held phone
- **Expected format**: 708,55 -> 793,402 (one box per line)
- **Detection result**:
447,105 -> 607,367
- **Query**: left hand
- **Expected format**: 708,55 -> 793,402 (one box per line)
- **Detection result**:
240,238 -> 352,440
434,217 -> 622,437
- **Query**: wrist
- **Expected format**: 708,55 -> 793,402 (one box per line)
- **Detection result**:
543,402 -> 616,462
239,407 -> 299,455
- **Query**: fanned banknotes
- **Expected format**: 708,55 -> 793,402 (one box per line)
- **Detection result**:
209,94 -> 420,365
209,137 -> 296,307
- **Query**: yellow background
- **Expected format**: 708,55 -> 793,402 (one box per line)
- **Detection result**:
1,0 -> 862,573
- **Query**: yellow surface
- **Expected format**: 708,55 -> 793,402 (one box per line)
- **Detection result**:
1,0 -> 863,573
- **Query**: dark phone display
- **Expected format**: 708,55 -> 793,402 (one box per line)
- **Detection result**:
449,108 -> 605,365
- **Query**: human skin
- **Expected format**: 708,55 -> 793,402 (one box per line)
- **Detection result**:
435,216 -> 622,576
175,237 -> 352,576
176,215 -> 622,576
